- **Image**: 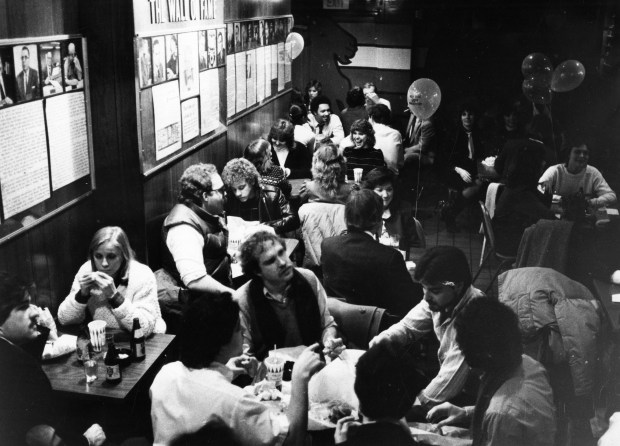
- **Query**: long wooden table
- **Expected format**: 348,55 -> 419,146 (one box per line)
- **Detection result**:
42,333 -> 175,402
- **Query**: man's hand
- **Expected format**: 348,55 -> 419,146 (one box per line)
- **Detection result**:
454,167 -> 472,183
227,354 -> 259,379
404,145 -> 421,161
334,415 -> 361,444
323,337 -> 345,360
291,343 -> 324,383
83,424 -> 106,446
426,402 -> 468,428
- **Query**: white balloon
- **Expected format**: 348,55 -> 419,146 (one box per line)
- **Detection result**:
286,32 -> 304,60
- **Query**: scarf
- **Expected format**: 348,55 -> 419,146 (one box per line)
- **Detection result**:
248,269 -> 322,360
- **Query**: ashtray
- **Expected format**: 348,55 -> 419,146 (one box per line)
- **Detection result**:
117,348 -> 133,366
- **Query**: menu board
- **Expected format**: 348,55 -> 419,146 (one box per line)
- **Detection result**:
0,36 -> 93,243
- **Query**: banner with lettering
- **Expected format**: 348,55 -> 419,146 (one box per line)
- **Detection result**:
134,0 -> 224,35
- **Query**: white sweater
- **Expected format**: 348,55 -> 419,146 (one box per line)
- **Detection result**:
539,164 -> 616,208
58,260 -> 165,336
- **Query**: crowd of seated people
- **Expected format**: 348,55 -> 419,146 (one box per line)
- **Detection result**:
5,77 -> 620,446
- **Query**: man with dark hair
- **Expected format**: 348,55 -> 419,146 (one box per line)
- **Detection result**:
368,104 -> 403,174
426,299 -> 555,446
150,292 -> 325,445
0,272 -> 105,446
340,86 -> 368,136
157,164 -> 233,330
322,188 -> 422,318
371,246 -> 486,412
235,231 -> 343,360
363,81 -> 391,111
334,344 -> 425,445
16,46 -> 40,101
310,94 -> 344,146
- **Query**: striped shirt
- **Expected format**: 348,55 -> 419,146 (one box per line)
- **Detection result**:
342,146 -> 386,179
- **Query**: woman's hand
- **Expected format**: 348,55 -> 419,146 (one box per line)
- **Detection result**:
92,272 -> 117,300
334,415 -> 361,444
426,402 -> 468,428
78,273 -> 96,297
454,167 -> 472,183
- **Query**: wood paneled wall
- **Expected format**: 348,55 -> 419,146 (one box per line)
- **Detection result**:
0,0 -> 293,314
0,0 -> 94,313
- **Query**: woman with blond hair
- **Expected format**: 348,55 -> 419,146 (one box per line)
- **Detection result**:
300,143 -> 352,204
59,226 -> 165,335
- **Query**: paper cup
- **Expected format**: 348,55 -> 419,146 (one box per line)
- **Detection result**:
353,168 -> 363,183
264,354 -> 284,390
88,320 -> 107,352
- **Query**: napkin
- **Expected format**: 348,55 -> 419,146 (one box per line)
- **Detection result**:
42,334 -> 77,360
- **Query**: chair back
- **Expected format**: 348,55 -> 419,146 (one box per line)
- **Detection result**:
146,213 -> 168,271
299,202 -> 346,267
479,201 -> 496,252
327,297 -> 386,350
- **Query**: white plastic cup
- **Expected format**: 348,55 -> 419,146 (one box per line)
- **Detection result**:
88,320 -> 107,352
353,168 -> 363,183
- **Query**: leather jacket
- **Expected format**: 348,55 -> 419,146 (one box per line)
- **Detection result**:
225,183 -> 299,234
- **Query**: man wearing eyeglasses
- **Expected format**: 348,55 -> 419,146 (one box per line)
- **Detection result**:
16,46 -> 40,102
157,164 -> 234,333
370,246 -> 487,418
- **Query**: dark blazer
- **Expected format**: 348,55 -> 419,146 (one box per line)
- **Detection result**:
16,68 -> 40,101
271,143 -> 312,179
321,230 -> 422,317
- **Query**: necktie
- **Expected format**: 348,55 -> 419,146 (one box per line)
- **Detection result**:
466,131 -> 474,160
24,70 -> 28,93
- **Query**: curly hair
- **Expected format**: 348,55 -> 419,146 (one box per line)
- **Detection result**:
177,163 -> 219,206
311,143 -> 347,196
238,231 -> 285,277
221,158 -> 260,190
268,119 -> 295,149
310,94 -> 331,115
349,119 -> 376,148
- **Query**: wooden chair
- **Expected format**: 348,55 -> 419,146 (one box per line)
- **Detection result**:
472,201 -> 515,294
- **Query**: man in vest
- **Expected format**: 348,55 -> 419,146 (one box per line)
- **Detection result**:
235,231 -> 344,360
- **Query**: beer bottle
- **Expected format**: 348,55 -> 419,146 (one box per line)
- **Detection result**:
104,339 -> 122,383
130,317 -> 146,361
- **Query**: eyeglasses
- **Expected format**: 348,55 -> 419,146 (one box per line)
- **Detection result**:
21,55 -> 29,60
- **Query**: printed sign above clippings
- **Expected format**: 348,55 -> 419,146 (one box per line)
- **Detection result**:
133,0 -> 224,35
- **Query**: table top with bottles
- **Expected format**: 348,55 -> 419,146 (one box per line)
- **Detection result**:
41,329 -> 176,402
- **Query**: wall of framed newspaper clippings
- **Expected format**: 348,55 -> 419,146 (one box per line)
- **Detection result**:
133,0 -> 227,176
0,35 -> 94,244
225,16 -> 293,122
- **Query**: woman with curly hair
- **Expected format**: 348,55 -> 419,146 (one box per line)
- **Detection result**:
268,119 -> 312,179
299,143 -> 352,204
222,158 -> 299,234
340,119 -> 385,180
243,138 -> 292,198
